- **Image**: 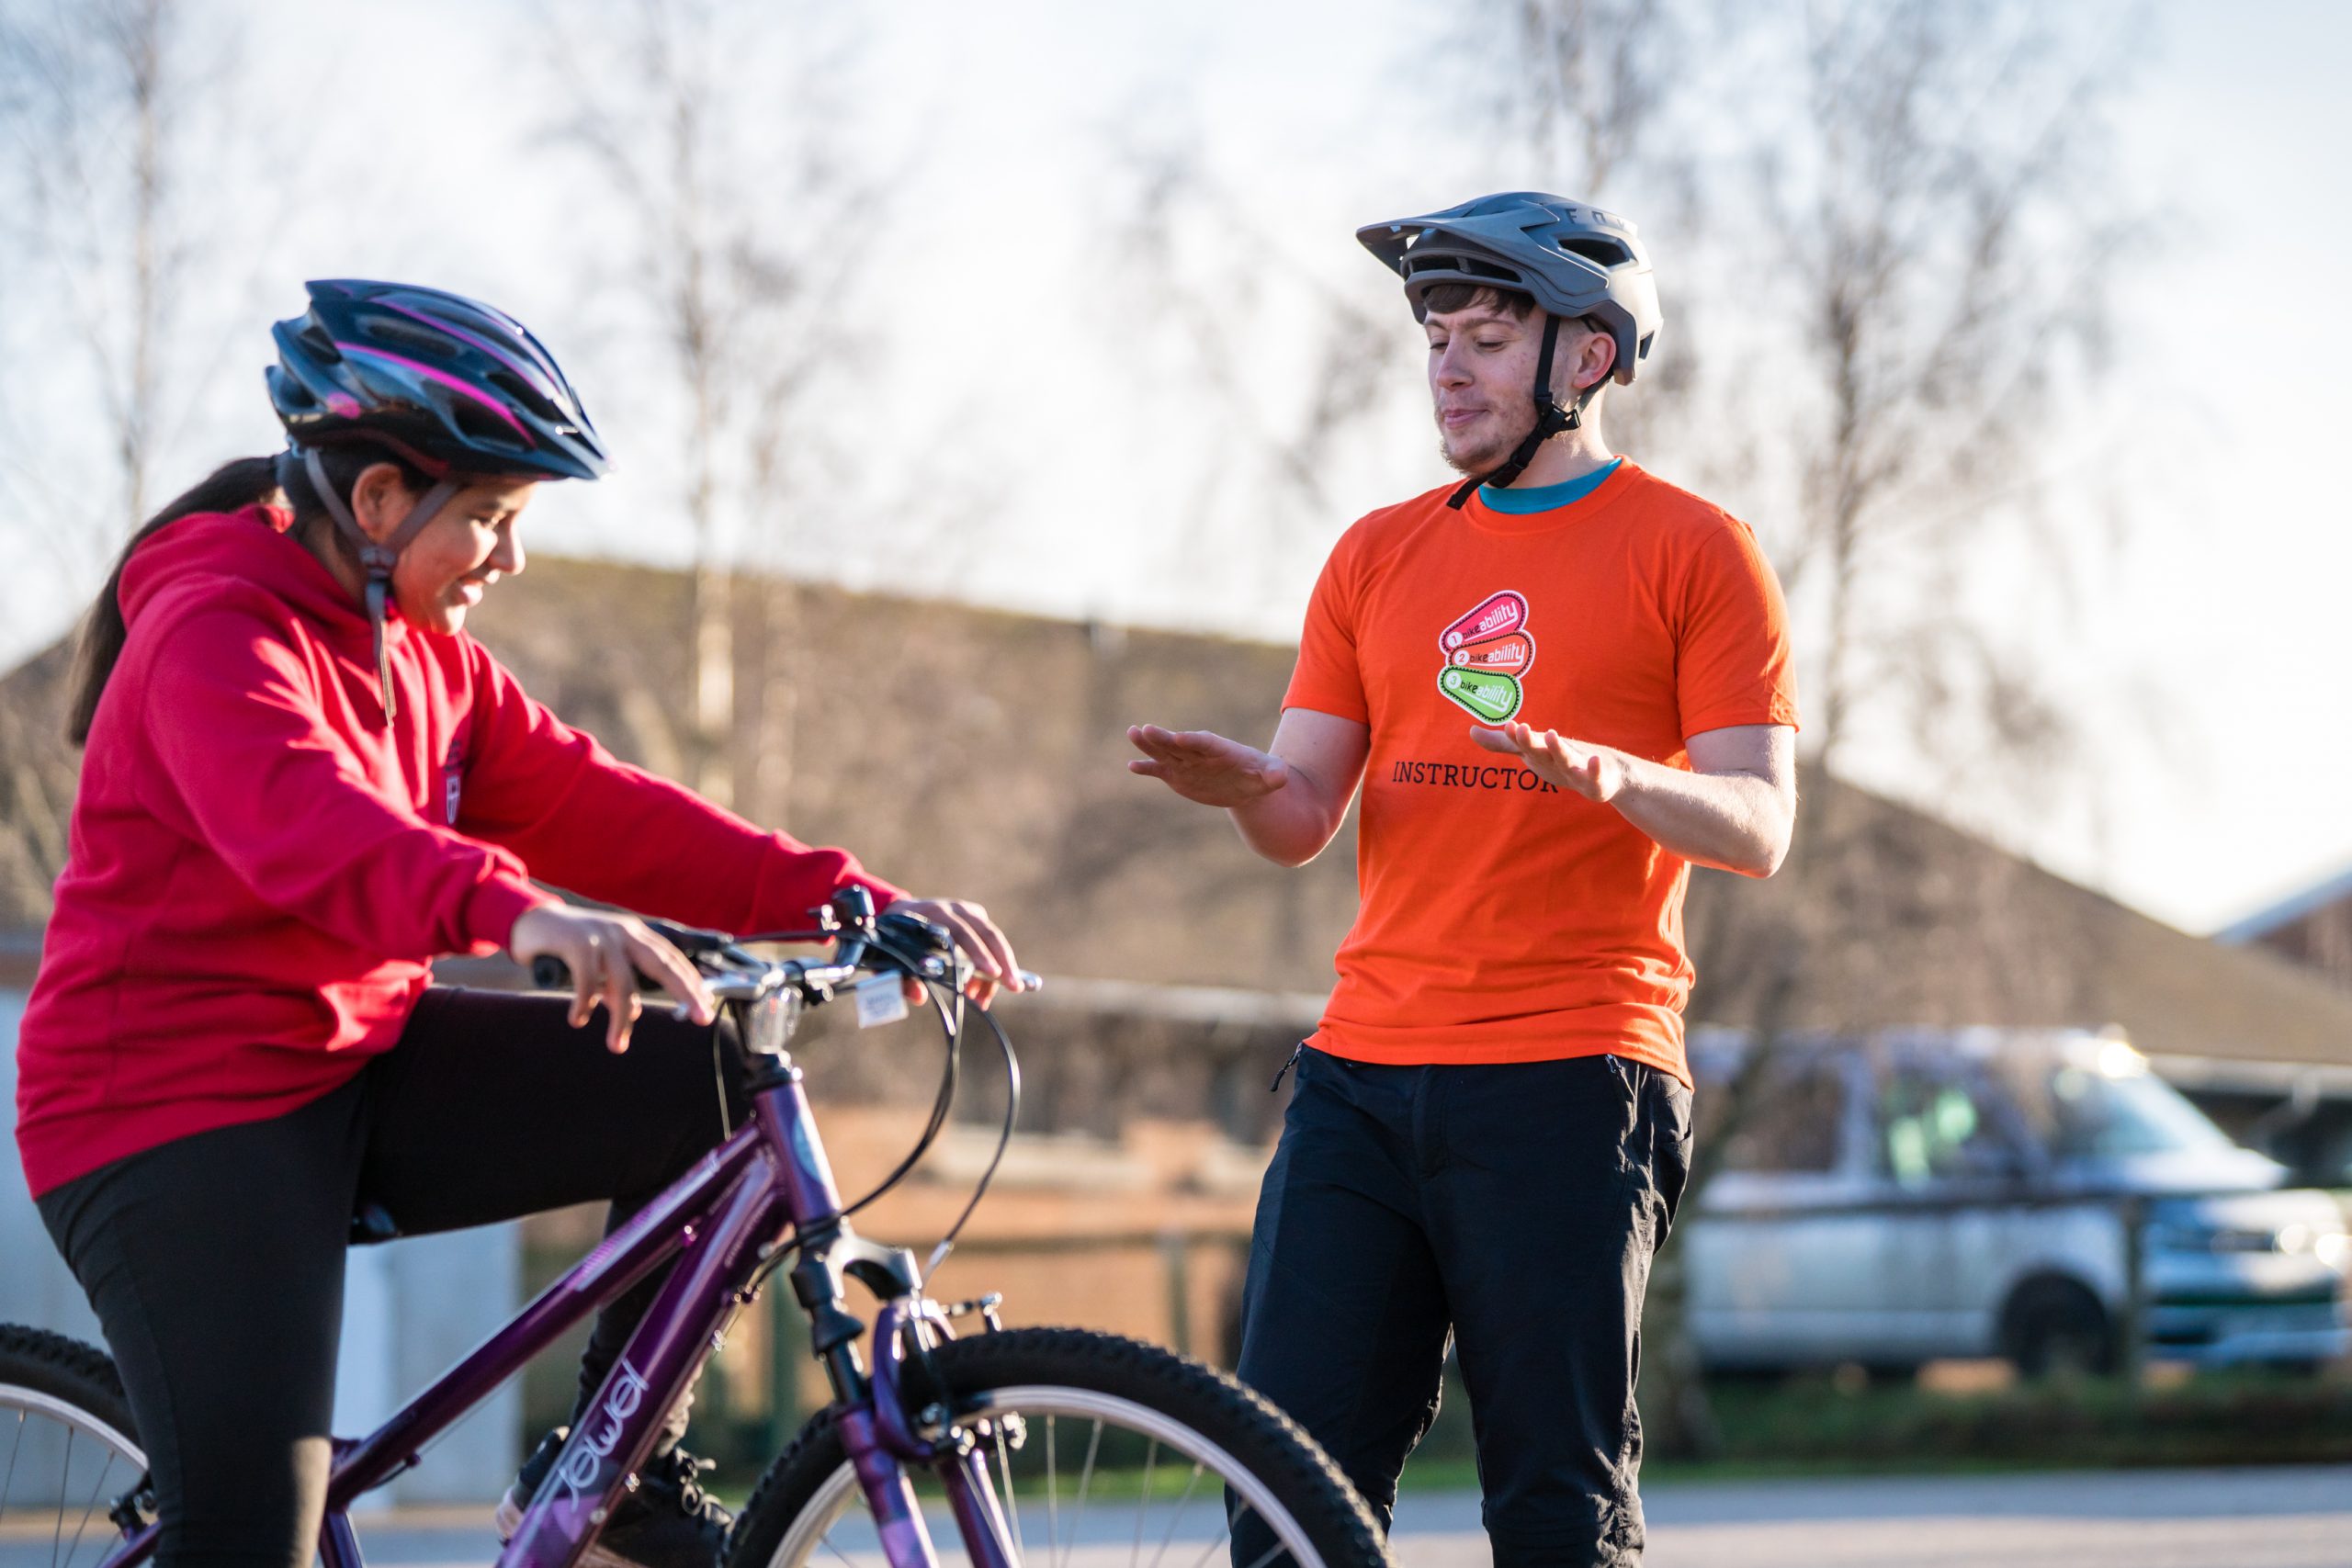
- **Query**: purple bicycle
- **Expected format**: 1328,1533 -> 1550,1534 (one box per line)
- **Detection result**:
0,889 -> 1388,1568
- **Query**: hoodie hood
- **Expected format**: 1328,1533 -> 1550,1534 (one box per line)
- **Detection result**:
118,504 -> 399,660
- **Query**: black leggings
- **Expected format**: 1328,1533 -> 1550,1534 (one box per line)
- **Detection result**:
36,987 -> 746,1568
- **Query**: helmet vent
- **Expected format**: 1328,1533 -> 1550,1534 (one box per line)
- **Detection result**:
1407,253 -> 1523,286
1560,238 -> 1629,266
486,367 -> 566,425
448,399 -> 529,452
363,315 -> 461,361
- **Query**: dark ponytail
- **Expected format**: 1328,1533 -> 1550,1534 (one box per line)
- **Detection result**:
65,444 -> 440,745
68,457 -> 282,745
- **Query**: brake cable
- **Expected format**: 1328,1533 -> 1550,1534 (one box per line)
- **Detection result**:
729,928 -> 1023,1324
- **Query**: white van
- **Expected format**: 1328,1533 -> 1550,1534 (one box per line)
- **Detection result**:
1684,1028 -> 2351,1376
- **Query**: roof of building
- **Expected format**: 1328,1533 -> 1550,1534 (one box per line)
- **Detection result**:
2214,863 -> 2352,945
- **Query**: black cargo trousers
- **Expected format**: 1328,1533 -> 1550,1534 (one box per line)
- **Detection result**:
1230,1047 -> 1691,1568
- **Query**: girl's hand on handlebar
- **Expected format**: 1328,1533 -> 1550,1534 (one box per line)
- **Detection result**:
509,904 -> 716,1052
888,897 -> 1026,1009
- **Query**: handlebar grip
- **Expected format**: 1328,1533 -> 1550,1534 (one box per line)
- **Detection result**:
528,954 -> 676,995
528,916 -> 727,994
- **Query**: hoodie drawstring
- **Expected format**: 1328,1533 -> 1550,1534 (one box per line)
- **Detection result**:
288,446 -> 460,723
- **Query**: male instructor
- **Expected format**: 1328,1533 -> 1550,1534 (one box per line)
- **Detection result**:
1128,193 -> 1799,1566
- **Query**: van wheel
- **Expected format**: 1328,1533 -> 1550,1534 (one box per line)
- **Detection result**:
2001,1279 -> 2115,1378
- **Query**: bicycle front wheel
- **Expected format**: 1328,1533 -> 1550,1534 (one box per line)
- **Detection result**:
729,1327 -> 1388,1568
0,1325 -> 151,1568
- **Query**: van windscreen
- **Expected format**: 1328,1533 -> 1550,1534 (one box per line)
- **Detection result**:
1992,1051 -> 2237,1160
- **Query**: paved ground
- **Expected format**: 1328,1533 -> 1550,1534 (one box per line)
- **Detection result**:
1396,1465 -> 2352,1567
9,1464 -> 2350,1566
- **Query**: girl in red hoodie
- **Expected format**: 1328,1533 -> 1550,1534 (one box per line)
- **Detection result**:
16,280 -> 1021,1568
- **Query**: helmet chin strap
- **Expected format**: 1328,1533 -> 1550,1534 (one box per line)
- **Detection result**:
288,446 -> 460,723
1447,313 -> 1609,510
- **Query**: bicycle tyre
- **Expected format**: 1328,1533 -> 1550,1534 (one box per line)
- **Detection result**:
729,1326 -> 1389,1568
0,1324 -> 151,1554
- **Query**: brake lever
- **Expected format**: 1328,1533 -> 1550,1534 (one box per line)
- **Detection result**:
876,910 -> 1035,989
639,916 -> 734,958
878,909 -> 955,954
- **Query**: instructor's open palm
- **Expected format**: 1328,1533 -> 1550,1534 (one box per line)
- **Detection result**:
1127,725 -> 1291,807
1473,720 -> 1628,803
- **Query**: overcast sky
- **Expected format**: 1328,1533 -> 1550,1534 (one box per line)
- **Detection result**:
3,0 -> 2346,938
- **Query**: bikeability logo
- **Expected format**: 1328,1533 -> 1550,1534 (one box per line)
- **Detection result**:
1436,590 -> 1534,722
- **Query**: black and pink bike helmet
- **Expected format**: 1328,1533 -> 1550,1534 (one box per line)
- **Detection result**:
263,279 -> 612,718
267,278 -> 610,481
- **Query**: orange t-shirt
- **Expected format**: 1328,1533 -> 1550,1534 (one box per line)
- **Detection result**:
1283,460 -> 1799,1084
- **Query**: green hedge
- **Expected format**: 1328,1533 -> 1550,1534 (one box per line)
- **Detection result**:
1397,1364 -> 2352,1485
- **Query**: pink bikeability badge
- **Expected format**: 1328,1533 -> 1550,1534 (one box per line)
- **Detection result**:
1437,590 -> 1533,722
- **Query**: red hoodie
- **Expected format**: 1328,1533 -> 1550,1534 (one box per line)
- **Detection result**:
15,505 -> 903,1197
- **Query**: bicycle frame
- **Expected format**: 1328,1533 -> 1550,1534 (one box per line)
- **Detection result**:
94,1019 -> 1019,1568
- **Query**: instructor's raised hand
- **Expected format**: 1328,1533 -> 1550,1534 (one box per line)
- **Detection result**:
1472,720 -> 1629,803
1126,725 -> 1292,807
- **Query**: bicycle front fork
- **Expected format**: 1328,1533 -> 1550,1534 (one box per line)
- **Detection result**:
824,1302 -> 1018,1568
786,1213 -> 1019,1568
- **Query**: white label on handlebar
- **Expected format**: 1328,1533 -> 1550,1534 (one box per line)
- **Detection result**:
854,976 -> 910,1030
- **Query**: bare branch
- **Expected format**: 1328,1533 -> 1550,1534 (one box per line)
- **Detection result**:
537,0 -> 895,820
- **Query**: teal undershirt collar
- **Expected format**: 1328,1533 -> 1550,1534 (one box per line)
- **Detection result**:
1478,456 -> 1623,514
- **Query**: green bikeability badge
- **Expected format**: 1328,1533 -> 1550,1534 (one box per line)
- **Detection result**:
1437,590 -> 1534,722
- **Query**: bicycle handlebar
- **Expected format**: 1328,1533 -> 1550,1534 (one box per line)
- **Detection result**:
524,895 -> 1041,1006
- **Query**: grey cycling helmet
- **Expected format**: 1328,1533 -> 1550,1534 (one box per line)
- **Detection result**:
1358,193 -> 1662,505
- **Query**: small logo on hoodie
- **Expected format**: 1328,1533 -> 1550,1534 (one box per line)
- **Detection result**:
440,735 -> 465,826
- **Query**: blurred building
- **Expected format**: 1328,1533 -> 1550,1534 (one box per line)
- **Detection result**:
6,554 -> 2352,1472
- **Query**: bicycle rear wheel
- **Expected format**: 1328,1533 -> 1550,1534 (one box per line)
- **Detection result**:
0,1325 -> 151,1568
729,1327 -> 1387,1568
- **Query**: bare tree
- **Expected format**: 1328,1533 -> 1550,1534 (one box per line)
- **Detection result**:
1466,0 -> 1728,464
1100,126 -> 1408,585
543,0 -> 882,818
1454,0 -> 2143,1458
1767,0 -> 2133,783
1099,1 -> 1725,625
1708,0 -> 2138,1048
1659,0 -> 2140,1457
1492,0 -> 1679,196
0,0 -> 233,583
